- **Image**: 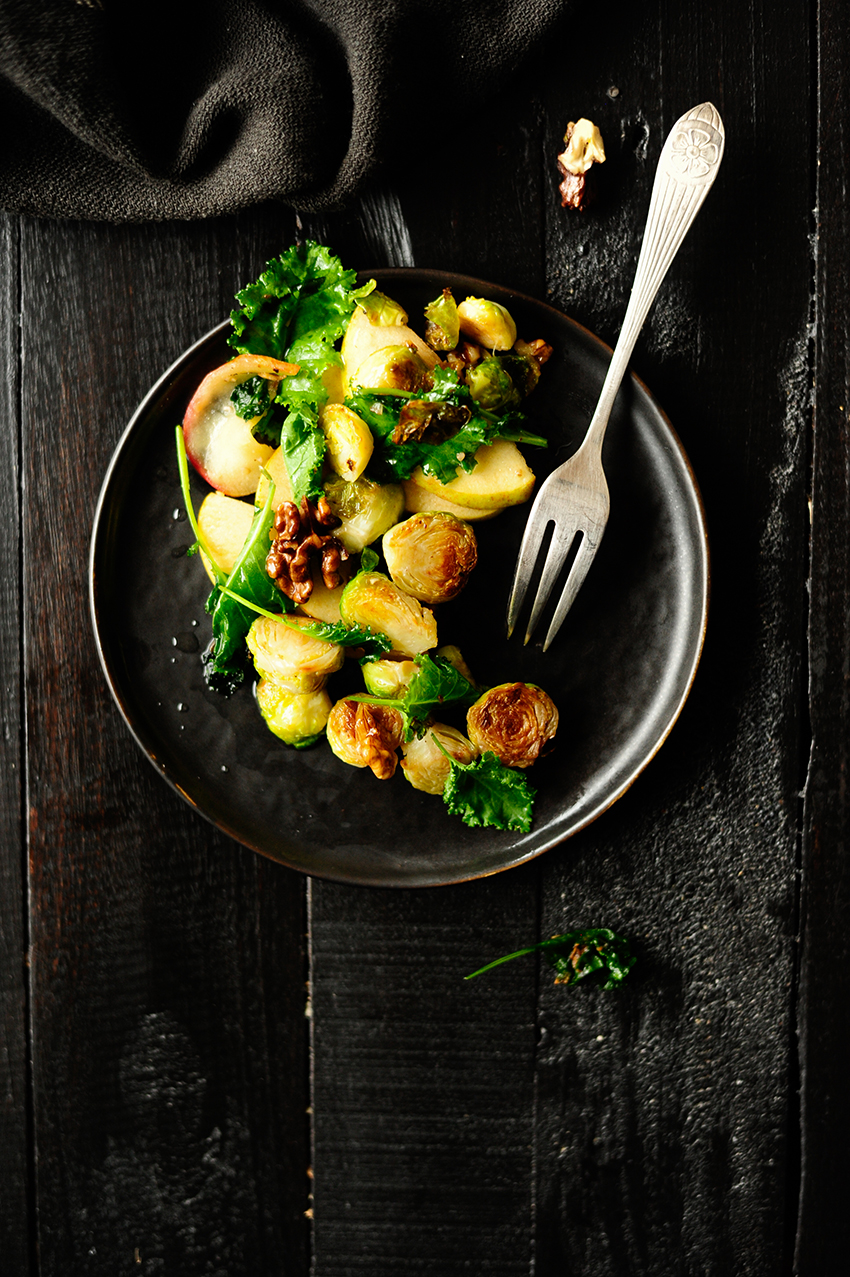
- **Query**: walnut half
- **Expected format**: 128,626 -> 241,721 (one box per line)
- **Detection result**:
557,118 -> 606,211
266,496 -> 349,605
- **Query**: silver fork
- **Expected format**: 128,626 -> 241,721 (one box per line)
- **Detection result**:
507,102 -> 725,650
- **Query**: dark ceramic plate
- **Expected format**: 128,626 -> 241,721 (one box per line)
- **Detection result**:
90,269 -> 708,888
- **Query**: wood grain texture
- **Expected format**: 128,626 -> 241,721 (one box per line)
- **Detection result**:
20,215 -> 311,1275
534,2 -> 812,1271
0,216 -> 31,1275
796,0 -> 850,1266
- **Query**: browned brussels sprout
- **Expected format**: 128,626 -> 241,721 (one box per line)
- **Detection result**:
466,682 -> 558,769
339,569 -> 438,656
382,512 -> 478,605
401,723 -> 478,795
424,289 -> 460,351
353,344 -> 430,393
326,698 -> 405,779
357,290 -> 409,326
457,297 -> 517,350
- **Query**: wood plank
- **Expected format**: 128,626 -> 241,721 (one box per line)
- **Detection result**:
796,0 -> 850,1265
534,2 -> 811,1271
0,215 -> 32,1276
21,213 -> 311,1273
302,82 -> 548,1274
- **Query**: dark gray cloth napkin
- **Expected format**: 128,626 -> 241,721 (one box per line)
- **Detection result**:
0,0 -> 571,221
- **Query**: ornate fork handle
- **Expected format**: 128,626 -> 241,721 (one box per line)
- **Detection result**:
582,103 -> 725,454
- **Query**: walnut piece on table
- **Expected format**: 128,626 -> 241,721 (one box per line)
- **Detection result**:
557,118 -> 606,211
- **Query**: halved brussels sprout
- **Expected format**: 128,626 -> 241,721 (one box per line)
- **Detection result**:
323,475 -> 404,553
246,614 -> 344,688
357,290 -> 409,326
466,682 -> 558,769
435,644 -> 476,686
457,297 -> 517,350
321,403 -> 374,481
424,289 -> 460,351
361,657 -> 417,698
255,679 -> 332,747
353,344 -> 430,393
339,570 -> 438,656
326,698 -> 405,779
465,357 -> 520,411
401,724 -> 477,795
382,512 -> 478,605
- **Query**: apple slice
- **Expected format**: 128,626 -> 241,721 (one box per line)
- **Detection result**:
197,490 -> 256,583
341,304 -> 438,391
406,440 -> 535,510
254,445 -> 295,511
183,353 -> 298,497
402,479 -> 503,521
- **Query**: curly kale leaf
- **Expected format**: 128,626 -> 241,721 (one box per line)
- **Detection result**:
228,242 -> 374,502
442,750 -> 536,832
465,928 -> 636,987
346,366 -> 546,485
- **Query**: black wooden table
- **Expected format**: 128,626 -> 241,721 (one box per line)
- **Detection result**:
2,3 -> 847,1272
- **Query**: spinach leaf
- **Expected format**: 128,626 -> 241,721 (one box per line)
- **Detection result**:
442,750 -> 536,832
465,928 -> 636,987
281,615 -> 392,658
203,481 -> 291,694
230,376 -> 281,447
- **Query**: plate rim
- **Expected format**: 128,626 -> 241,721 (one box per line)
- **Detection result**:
89,269 -> 709,887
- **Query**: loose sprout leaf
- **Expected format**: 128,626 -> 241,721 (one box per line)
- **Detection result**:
465,928 -> 636,987
442,750 -> 536,832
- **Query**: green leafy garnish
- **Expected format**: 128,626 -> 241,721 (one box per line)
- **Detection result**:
281,614 -> 392,658
203,480 -> 291,694
228,242 -> 375,503
349,652 -> 478,740
465,928 -> 636,987
175,425 -> 223,580
347,366 -> 546,486
442,750 -> 536,832
230,376 -> 281,446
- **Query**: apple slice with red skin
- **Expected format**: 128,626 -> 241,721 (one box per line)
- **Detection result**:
183,353 -> 299,497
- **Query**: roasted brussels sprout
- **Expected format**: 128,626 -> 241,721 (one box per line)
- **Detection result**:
382,512 -> 478,605
321,403 -> 374,481
435,644 -> 476,686
401,723 -> 477,795
357,290 -> 409,326
465,357 -> 520,411
326,698 -> 405,779
353,344 -> 430,393
457,297 -> 517,351
362,657 -> 417,698
466,682 -> 558,769
424,289 -> 460,351
323,475 -> 404,553
246,614 -> 344,689
255,679 -> 332,747
339,570 -> 438,656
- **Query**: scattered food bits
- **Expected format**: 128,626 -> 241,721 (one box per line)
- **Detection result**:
557,118 -> 606,211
